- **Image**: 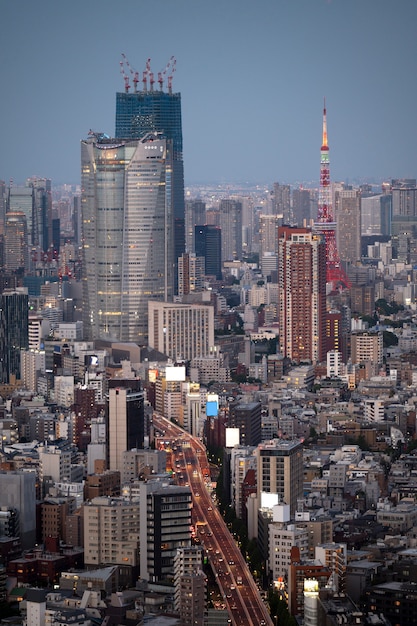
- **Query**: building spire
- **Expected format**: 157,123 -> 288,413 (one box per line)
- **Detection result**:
322,97 -> 328,149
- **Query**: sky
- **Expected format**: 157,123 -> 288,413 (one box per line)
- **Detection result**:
1,0 -> 416,188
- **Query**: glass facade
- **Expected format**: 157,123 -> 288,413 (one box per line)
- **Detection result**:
115,90 -> 185,276
81,134 -> 174,344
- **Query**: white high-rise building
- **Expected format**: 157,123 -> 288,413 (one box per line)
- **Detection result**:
148,300 -> 214,361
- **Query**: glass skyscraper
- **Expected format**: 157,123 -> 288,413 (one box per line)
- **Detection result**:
81,133 -> 174,344
115,89 -> 185,269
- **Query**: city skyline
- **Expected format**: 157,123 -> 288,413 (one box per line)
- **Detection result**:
1,0 -> 416,187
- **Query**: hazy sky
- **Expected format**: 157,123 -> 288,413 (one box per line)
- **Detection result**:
1,0 -> 416,187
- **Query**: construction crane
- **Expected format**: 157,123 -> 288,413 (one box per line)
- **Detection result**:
142,58 -> 151,92
121,53 -> 139,93
167,57 -> 176,94
158,55 -> 175,91
119,58 -> 130,93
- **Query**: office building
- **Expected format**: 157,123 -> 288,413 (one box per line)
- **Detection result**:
272,182 -> 291,223
81,133 -> 174,344
292,188 -> 313,226
229,400 -> 262,447
115,71 -> 185,272
8,184 -> 33,242
255,439 -> 304,516
148,300 -> 214,361
0,471 -> 36,549
219,199 -> 242,262
334,188 -> 361,265
139,480 -> 192,582
107,384 -> 145,471
278,226 -> 327,364
185,199 -> 206,252
194,224 -> 222,279
0,288 -> 29,383
4,212 -> 28,272
361,194 -> 391,236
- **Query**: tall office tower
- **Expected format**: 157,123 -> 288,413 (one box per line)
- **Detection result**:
361,194 -> 392,237
4,212 -> 28,272
219,198 -> 242,262
314,102 -> 349,290
8,184 -> 33,243
0,471 -> 36,549
139,480 -> 192,582
278,226 -> 327,364
185,199 -> 205,252
148,300 -> 214,361
178,252 -> 205,296
194,224 -> 222,279
255,439 -> 304,516
292,188 -> 312,226
0,181 -> 7,234
83,496 -> 141,572
391,178 -> 417,217
29,177 -> 52,254
334,188 -> 361,265
229,400 -> 262,446
115,58 -> 185,278
0,288 -> 28,383
107,383 -> 145,471
241,195 -> 255,254
174,547 -> 206,626
272,183 -> 291,223
81,133 -> 174,343
259,214 -> 280,257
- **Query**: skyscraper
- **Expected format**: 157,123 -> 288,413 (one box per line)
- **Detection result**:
278,226 -> 327,364
185,199 -> 206,253
334,187 -> 361,265
194,224 -> 222,279
219,199 -> 242,262
107,383 -> 145,471
0,288 -> 29,383
115,59 -> 185,273
81,133 -> 174,343
4,212 -> 28,273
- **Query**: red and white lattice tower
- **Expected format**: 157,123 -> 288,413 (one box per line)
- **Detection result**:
314,100 -> 350,291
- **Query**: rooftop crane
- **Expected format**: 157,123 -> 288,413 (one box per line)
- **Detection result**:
121,53 -> 139,93
119,58 -> 130,93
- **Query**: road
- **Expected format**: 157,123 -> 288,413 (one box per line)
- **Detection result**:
153,413 -> 273,626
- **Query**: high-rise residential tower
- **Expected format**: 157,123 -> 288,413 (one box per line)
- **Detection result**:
278,226 -> 327,364
334,187 -> 361,265
81,133 -> 174,343
115,58 -> 185,275
219,198 -> 242,262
